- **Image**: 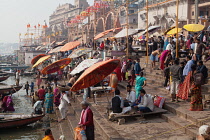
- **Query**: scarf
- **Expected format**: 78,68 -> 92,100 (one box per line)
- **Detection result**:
79,106 -> 90,126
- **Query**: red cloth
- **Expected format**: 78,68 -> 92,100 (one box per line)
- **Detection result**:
177,71 -> 192,100
114,66 -> 122,81
186,39 -> 191,49
38,89 -> 46,100
79,107 -> 94,126
100,42 -> 105,49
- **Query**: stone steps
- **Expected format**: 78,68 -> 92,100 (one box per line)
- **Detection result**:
54,109 -> 74,139
50,114 -> 63,140
118,81 -> 210,139
70,97 -> 121,140
161,112 -> 197,138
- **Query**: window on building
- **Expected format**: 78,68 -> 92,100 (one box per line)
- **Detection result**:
129,10 -> 134,14
192,11 -> 194,16
200,11 -> 204,16
133,19 -> 136,23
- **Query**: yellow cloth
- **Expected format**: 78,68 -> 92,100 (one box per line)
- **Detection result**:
42,135 -> 54,140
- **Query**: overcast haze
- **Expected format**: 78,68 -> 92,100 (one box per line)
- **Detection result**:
0,0 -> 94,43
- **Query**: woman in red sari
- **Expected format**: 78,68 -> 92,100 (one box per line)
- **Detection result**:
160,50 -> 170,70
177,64 -> 203,111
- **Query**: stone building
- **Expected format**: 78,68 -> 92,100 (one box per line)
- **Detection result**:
48,0 -> 89,42
68,1 -> 138,43
138,0 -> 210,32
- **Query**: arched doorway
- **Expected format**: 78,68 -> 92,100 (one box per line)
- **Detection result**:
105,12 -> 115,30
96,18 -> 105,34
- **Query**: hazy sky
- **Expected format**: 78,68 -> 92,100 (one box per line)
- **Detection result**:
0,0 -> 94,43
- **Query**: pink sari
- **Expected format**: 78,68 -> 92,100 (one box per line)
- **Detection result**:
160,50 -> 169,70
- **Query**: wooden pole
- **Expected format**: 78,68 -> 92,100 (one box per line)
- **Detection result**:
126,0 -> 129,58
146,0 -> 149,64
176,0 -> 179,58
195,0 -> 198,24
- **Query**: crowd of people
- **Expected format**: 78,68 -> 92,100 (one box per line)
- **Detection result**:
1,31 -> 210,140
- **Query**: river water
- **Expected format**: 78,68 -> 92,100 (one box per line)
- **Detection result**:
0,76 -> 45,140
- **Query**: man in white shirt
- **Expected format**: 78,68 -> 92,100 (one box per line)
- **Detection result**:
134,89 -> 154,113
124,85 -> 136,107
15,70 -> 20,86
33,100 -> 43,114
59,91 -> 71,122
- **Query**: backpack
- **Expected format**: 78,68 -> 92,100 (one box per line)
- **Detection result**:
194,73 -> 204,86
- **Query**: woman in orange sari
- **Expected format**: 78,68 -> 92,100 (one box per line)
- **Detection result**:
177,64 -> 203,111
109,72 -> 118,93
42,129 -> 54,140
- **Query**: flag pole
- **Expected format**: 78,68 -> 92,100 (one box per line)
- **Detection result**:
176,0 -> 179,58
126,0 -> 129,58
146,0 -> 149,64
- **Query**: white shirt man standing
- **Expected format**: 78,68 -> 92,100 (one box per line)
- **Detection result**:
58,91 -> 71,122
15,70 -> 20,86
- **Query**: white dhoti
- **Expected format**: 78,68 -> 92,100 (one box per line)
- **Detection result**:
59,93 -> 70,119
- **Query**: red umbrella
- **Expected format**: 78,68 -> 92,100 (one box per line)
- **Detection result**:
31,54 -> 46,65
94,27 -> 122,40
71,59 -> 120,91
41,58 -> 71,75
60,41 -> 80,52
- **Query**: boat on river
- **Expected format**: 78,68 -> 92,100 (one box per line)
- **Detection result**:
0,85 -> 22,95
20,71 -> 35,76
0,114 -> 45,128
0,76 -> 9,82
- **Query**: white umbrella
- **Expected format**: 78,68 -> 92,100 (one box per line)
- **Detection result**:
141,26 -> 161,35
48,46 -> 63,54
70,59 -> 102,75
68,48 -> 92,58
114,29 -> 138,38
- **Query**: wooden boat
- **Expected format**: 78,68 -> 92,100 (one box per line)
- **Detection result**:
0,76 -> 9,82
2,70 -> 15,76
0,85 -> 22,95
0,114 -> 45,128
20,71 -> 35,76
0,73 -> 9,76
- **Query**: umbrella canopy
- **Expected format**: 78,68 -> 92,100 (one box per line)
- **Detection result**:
167,28 -> 182,35
74,36 -> 82,41
32,55 -> 51,68
70,58 -> 102,75
31,54 -> 46,65
71,59 -> 120,91
60,41 -> 80,52
183,24 -> 204,32
94,32 -> 109,40
94,27 -> 122,40
41,58 -> 71,74
164,26 -> 175,35
142,26 -> 161,35
68,48 -> 92,58
48,46 -> 63,54
114,29 -> 138,38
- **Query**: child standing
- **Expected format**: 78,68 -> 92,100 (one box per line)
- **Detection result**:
30,82 -> 34,96
24,81 -> 30,96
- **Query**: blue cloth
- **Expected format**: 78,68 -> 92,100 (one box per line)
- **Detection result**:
44,93 -> 54,114
30,82 -> 34,92
135,76 -> 146,99
134,63 -> 141,75
163,39 -> 169,50
138,107 -> 152,113
196,54 -> 202,61
183,60 -> 195,76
